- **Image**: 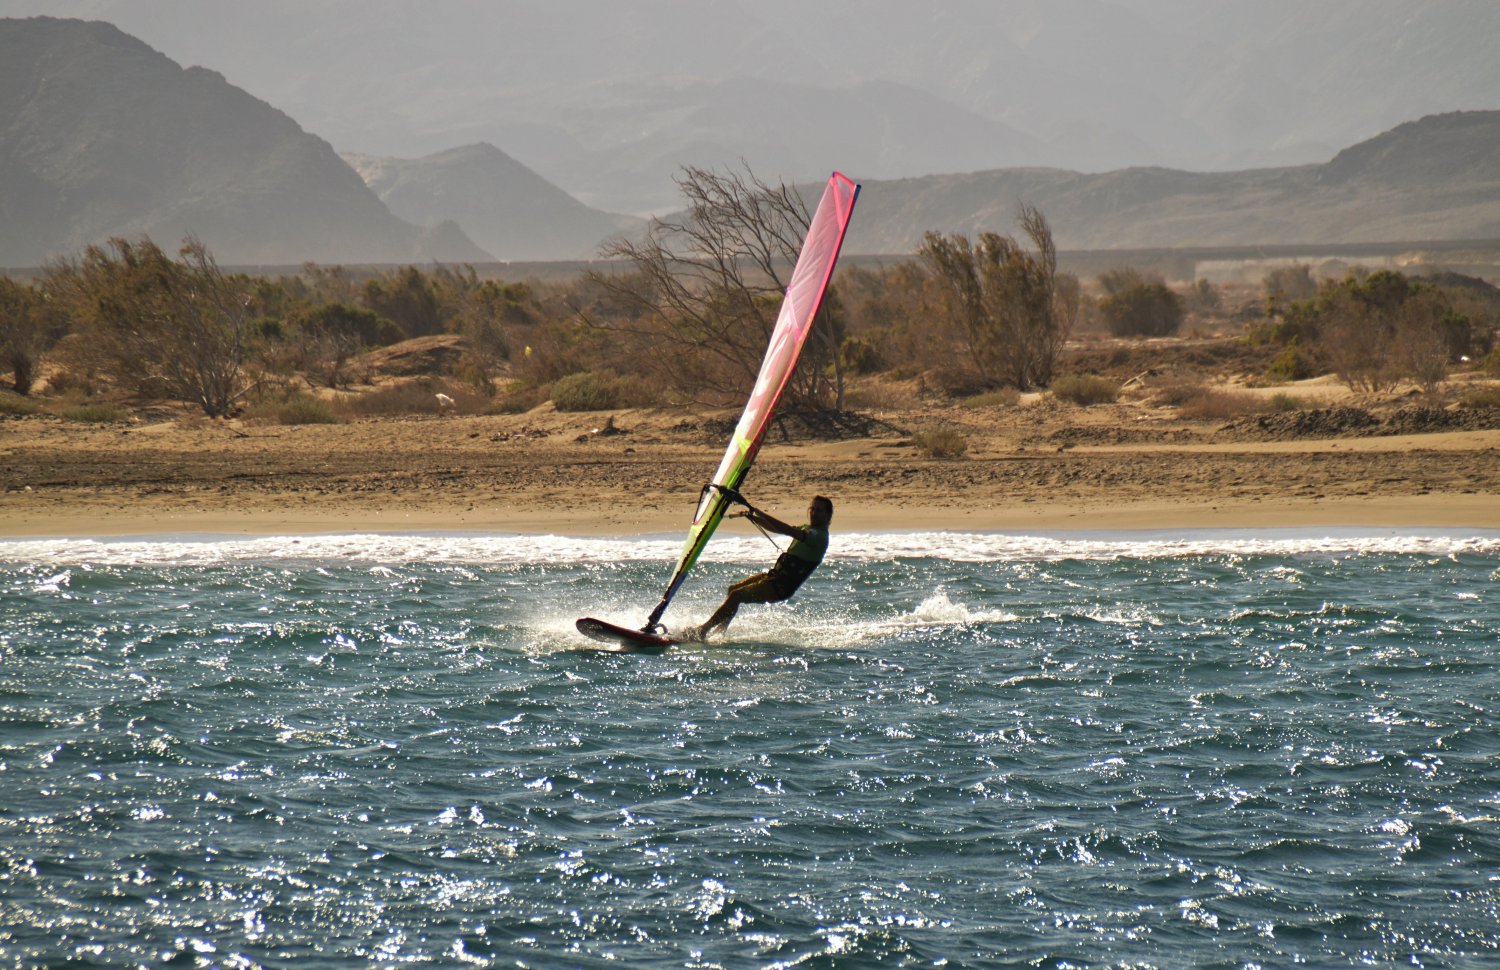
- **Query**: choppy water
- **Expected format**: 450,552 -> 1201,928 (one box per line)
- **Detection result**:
2,530 -> 1499,968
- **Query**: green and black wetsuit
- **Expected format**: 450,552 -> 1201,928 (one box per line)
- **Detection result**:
765,523 -> 829,599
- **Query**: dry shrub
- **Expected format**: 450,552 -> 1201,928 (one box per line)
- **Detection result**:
1098,277 -> 1184,337
840,335 -> 886,376
919,208 -> 1070,389
843,380 -> 922,412
1265,342 -> 1319,382
550,370 -> 650,412
342,382 -> 440,416
342,380 -> 489,417
437,383 -> 495,414
1149,381 -> 1207,407
43,356 -> 103,396
0,391 -> 42,416
488,382 -> 550,414
919,366 -> 994,400
960,387 -> 1021,409
1459,385 -> 1500,409
59,403 -> 130,423
1050,374 -> 1119,406
243,391 -> 342,425
912,427 -> 968,458
1177,389 -> 1268,421
1267,392 -> 1310,412
47,237 -> 253,417
174,412 -> 214,430
278,396 -> 341,425
593,166 -> 849,410
452,359 -> 497,398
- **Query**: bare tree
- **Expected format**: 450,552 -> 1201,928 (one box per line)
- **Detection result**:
1263,264 -> 1318,309
1311,271 -> 1460,394
1391,289 -> 1454,394
0,278 -> 62,395
919,206 -> 1072,389
1097,268 -> 1184,338
588,165 -> 847,410
45,237 -> 252,416
1317,289 -> 1392,392
283,302 -> 389,389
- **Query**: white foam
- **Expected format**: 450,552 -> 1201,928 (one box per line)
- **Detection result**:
2,529 -> 1498,567
695,587 -> 1022,652
900,588 -> 1019,627
816,589 -> 1021,648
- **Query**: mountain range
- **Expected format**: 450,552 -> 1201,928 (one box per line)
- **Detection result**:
1,15 -> 1496,269
847,110 -> 1500,253
343,144 -> 641,263
2,0 -> 1496,215
0,16 -> 489,267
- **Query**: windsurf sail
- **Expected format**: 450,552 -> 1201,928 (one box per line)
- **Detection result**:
643,171 -> 860,631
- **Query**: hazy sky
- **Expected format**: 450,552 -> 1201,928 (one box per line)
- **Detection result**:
5,0 -> 1496,211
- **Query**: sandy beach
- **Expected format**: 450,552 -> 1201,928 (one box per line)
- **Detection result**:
5,394 -> 1498,538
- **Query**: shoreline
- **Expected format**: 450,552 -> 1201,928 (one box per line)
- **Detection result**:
4,493 -> 1498,540
6,401 -> 1499,542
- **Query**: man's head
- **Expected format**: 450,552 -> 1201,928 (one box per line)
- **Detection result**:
809,495 -> 833,527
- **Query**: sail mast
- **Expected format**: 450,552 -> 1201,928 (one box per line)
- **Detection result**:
644,172 -> 860,631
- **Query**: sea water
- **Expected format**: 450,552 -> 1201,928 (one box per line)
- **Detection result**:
2,529 -> 1498,968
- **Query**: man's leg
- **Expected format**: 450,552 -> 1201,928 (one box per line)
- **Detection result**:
696,575 -> 765,639
698,592 -> 743,639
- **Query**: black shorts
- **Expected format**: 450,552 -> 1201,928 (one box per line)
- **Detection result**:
728,569 -> 802,604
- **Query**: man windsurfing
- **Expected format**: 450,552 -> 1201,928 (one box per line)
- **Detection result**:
690,495 -> 832,640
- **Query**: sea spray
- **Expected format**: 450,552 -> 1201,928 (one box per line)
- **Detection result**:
5,526 -> 1499,566
2,530 -> 1497,965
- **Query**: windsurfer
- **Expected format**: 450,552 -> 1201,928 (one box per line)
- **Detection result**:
690,496 -> 833,640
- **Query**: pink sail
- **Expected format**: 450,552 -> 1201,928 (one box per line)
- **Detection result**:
645,172 -> 860,630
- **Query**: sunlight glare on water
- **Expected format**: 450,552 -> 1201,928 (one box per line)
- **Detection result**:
1,530 -> 1498,967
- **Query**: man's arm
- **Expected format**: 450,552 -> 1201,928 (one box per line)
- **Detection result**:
736,506 -> 808,541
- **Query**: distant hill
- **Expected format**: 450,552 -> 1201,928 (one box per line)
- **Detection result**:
512,75 -> 1045,216
344,144 -> 642,262
6,1 -> 1497,214
0,17 -> 492,267
841,111 -> 1500,254
5,15 -> 1495,268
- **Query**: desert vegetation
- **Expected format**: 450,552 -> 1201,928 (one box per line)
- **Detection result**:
1096,268 -> 1185,338
911,427 -> 969,459
1251,267 -> 1495,393
3,170 -> 1499,434
1050,374 -> 1121,407
588,166 -> 849,410
918,206 -> 1076,390
43,238 -> 254,418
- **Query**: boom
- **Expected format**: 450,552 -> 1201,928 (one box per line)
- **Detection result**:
643,172 -> 860,631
